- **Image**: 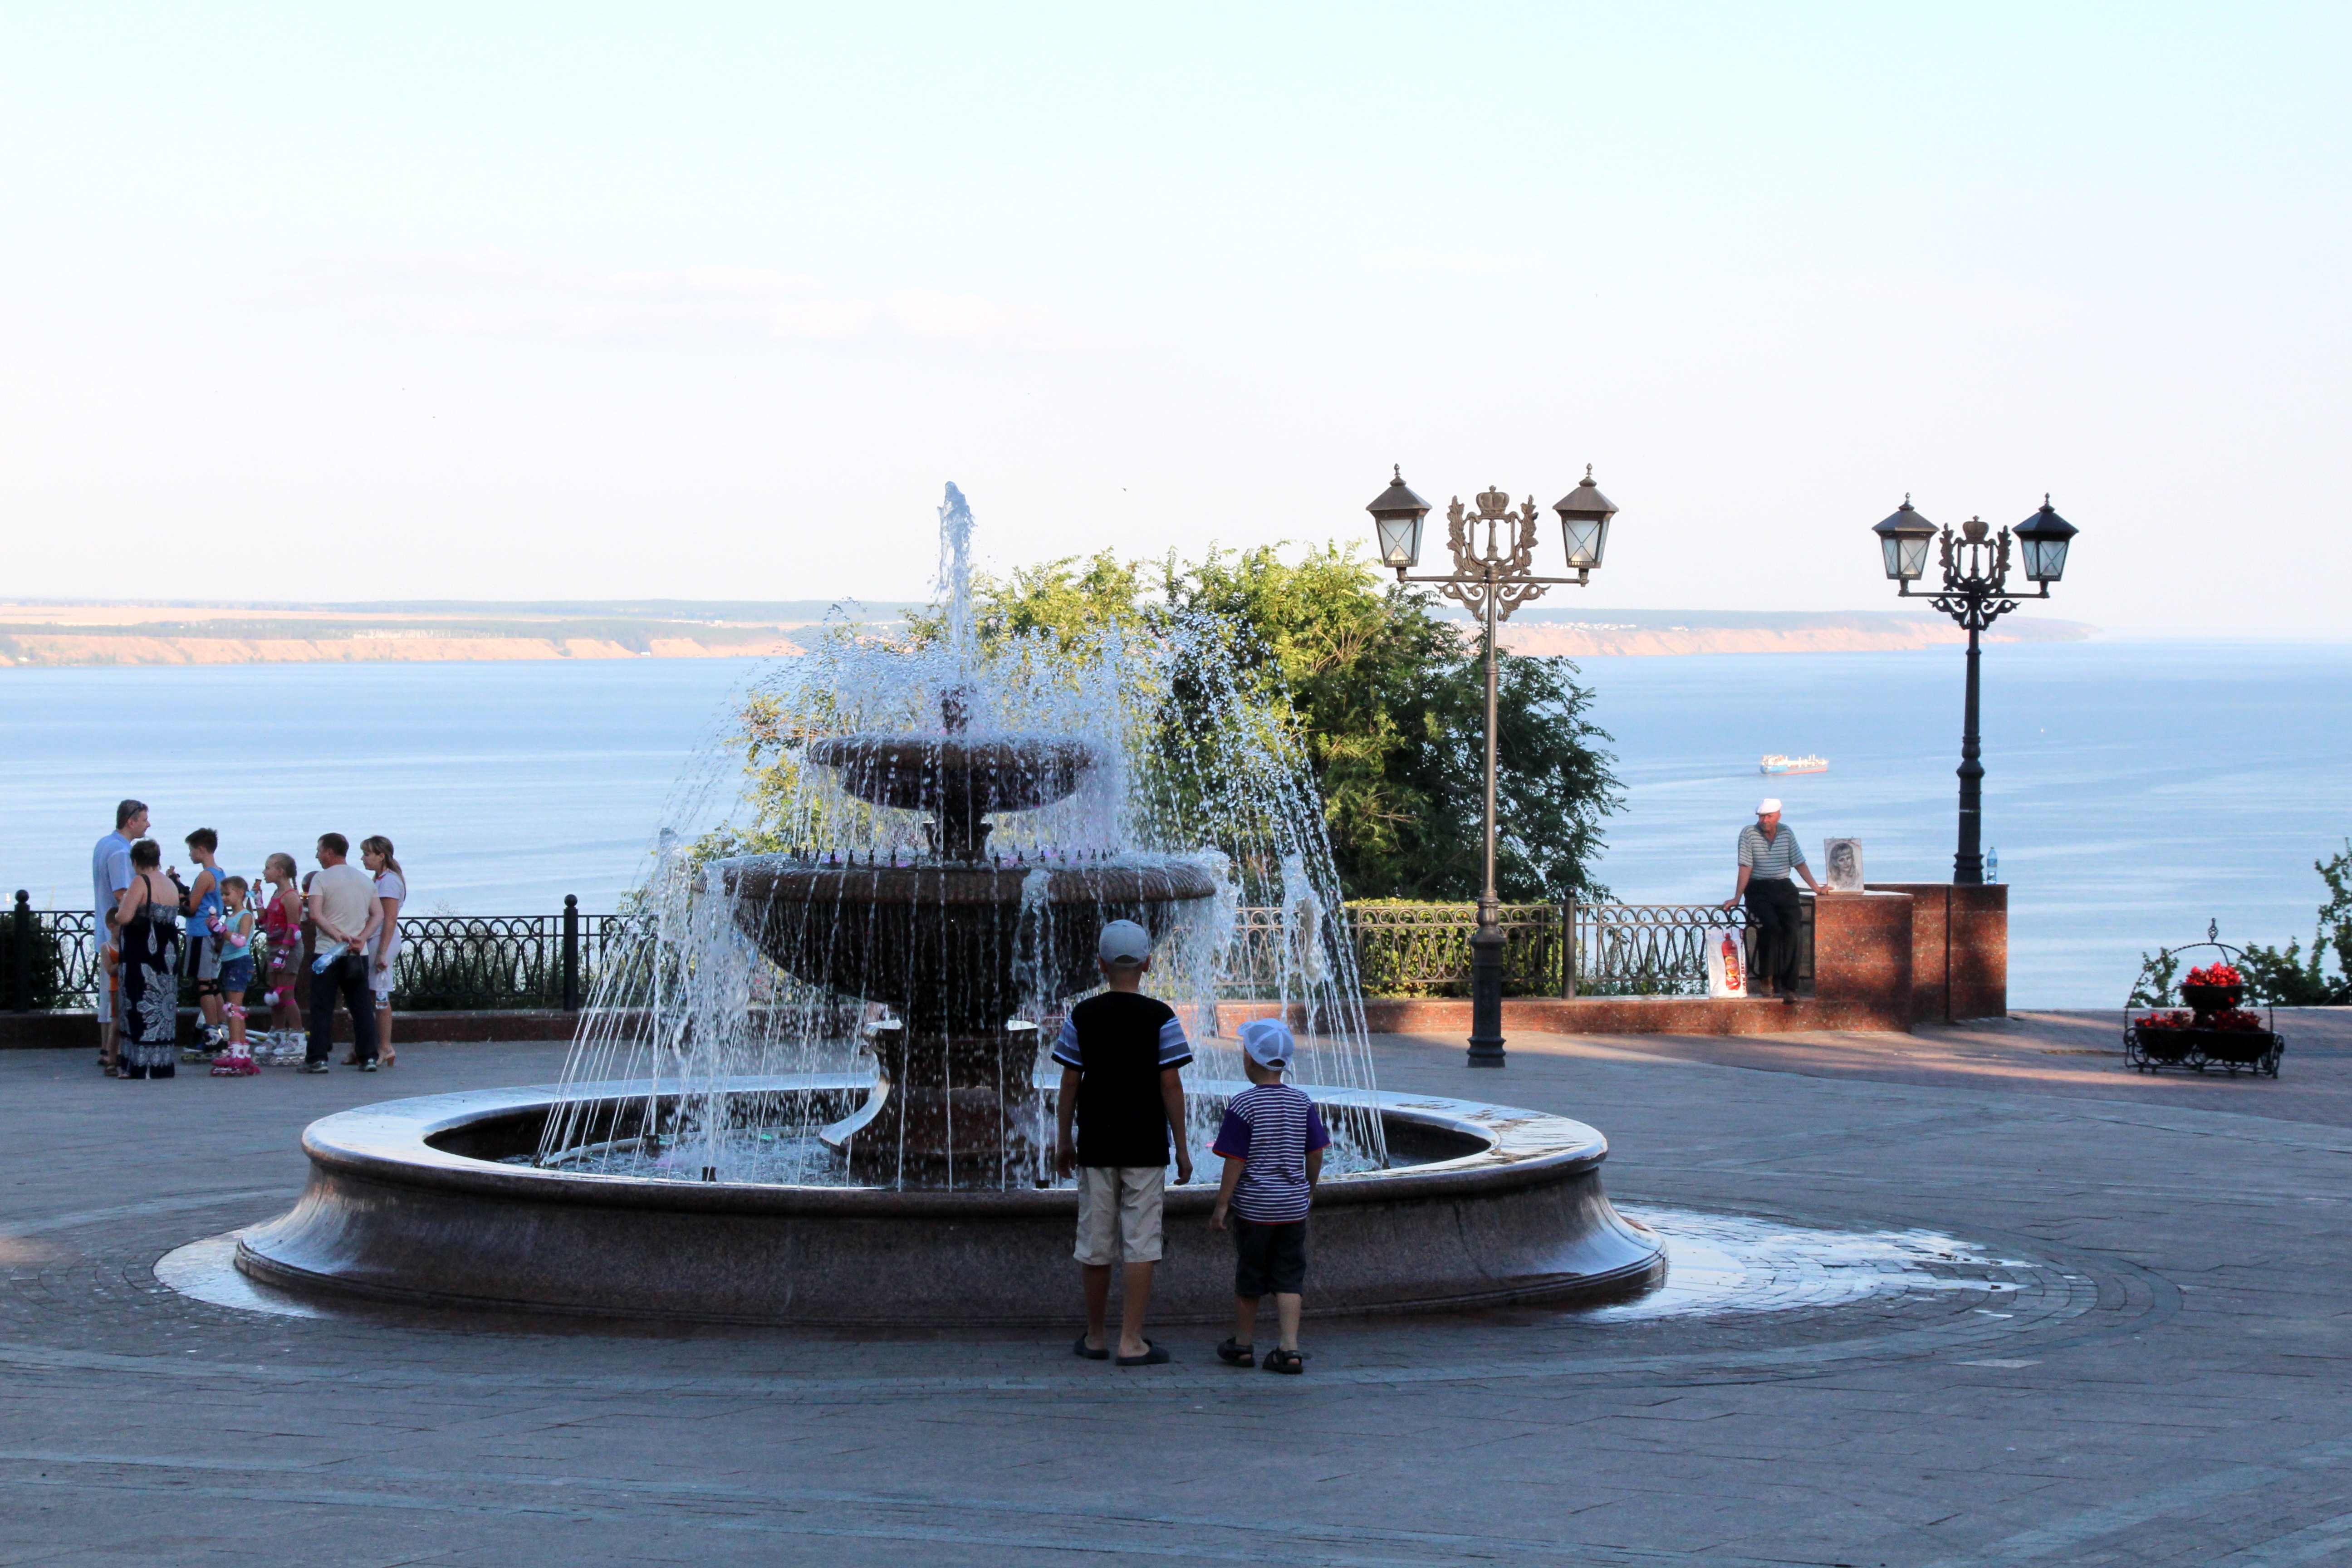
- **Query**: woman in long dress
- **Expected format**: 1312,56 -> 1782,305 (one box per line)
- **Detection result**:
114,838 -> 183,1080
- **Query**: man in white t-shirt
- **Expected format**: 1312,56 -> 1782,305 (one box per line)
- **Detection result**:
304,833 -> 382,1072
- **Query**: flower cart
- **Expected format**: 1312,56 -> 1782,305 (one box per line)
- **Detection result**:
2124,943 -> 2284,1077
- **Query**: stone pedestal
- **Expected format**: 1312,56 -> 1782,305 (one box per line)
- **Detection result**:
1809,891 -> 1915,1014
824,1028 -> 1045,1188
1866,882 -> 2009,1022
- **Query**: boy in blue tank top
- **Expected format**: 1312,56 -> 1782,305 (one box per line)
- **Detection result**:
1210,1018 -> 1330,1375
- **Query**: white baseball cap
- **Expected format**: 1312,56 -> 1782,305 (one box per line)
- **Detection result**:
1757,798 -> 1783,815
1097,919 -> 1152,965
1240,1017 -> 1294,1069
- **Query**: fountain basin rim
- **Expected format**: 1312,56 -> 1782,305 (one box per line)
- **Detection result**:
290,1076 -> 1609,1216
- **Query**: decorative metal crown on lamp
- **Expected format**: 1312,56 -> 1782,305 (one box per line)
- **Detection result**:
1872,496 -> 1937,581
2013,495 -> 2077,583
1366,465 -> 1432,571
1552,465 -> 1618,573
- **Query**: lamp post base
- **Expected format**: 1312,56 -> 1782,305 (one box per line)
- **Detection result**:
1467,925 -> 1507,1068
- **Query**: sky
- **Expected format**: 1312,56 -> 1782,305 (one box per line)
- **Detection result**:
1,4 -> 2346,631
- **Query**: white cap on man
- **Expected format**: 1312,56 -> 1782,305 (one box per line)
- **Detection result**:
1239,1017 -> 1294,1070
1098,919 -> 1152,966
1757,798 -> 1783,815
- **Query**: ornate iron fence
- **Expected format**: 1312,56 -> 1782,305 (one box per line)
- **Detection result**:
4,892 -> 650,1014
336,906 -> 652,1011
1229,898 -> 1812,1000
5,901 -> 98,1011
1341,902 -> 1570,997
7,892 -> 1811,1013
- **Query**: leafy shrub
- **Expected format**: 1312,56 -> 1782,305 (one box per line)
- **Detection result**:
2239,841 -> 2352,1006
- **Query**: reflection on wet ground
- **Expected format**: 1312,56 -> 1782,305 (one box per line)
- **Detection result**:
1588,1207 -> 2038,1320
158,1205 -> 2041,1328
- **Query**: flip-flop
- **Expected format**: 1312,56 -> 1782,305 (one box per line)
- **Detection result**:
1115,1341 -> 1171,1367
1071,1334 -> 1109,1361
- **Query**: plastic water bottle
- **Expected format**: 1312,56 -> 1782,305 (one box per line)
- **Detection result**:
1986,847 -> 1999,883
311,951 -> 335,974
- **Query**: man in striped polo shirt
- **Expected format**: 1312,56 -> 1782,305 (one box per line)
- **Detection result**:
1721,798 -> 1823,1001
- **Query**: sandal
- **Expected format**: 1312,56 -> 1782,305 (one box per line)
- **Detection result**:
1216,1337 -> 1255,1367
1262,1347 -> 1304,1375
1114,1341 -> 1171,1367
1071,1333 -> 1108,1361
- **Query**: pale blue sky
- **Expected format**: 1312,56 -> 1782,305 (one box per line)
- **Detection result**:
2,4 -> 2344,629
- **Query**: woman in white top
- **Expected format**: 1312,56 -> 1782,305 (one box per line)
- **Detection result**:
360,836 -> 407,1068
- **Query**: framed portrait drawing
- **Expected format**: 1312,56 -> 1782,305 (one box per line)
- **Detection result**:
1823,838 -> 1864,892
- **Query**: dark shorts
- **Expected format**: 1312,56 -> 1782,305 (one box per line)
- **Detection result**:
188,934 -> 223,996
1231,1218 -> 1308,1298
219,956 -> 255,995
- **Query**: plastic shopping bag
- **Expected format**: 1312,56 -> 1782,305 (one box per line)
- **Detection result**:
1704,927 -> 1750,999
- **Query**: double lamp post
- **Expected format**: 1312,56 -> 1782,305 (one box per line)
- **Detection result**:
1364,466 -> 1620,1068
1870,495 -> 2078,885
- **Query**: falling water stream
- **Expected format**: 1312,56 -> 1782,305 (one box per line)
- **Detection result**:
531,484 -> 1388,1189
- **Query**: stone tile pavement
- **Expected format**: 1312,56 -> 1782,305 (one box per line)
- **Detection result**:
2,1011 -> 2348,1565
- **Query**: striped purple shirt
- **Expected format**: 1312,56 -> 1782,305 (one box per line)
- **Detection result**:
1211,1083 -> 1331,1223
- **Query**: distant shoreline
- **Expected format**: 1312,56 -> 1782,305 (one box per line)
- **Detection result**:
0,599 -> 2096,668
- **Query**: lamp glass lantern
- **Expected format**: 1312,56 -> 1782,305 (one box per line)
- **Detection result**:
1366,467 -> 1431,571
1872,499 -> 1937,582
2013,498 -> 2078,584
1552,467 -> 1618,572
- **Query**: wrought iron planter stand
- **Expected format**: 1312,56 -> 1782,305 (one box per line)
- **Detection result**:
2124,938 -> 2284,1078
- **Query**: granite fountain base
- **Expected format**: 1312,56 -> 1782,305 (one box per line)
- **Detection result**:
235,1079 -> 1664,1326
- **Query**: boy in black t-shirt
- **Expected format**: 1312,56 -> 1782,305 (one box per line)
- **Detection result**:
1053,919 -> 1195,1366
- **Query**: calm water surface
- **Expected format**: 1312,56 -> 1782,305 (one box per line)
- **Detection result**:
3,639 -> 2344,1005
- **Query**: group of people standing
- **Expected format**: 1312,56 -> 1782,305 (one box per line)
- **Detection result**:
91,799 -> 408,1078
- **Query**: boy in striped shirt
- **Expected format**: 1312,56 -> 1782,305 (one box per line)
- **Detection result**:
1210,1018 -> 1331,1375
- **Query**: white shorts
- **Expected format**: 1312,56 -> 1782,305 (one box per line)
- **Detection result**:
92,936 -> 114,1024
1073,1166 -> 1165,1265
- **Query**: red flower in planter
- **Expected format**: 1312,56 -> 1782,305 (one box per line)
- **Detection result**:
2184,962 -> 2244,989
2136,1011 -> 2194,1030
2211,1008 -> 2267,1031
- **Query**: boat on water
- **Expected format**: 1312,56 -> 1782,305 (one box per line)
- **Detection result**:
1759,754 -> 1828,775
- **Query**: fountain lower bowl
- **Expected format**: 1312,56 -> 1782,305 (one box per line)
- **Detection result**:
711,856 -> 1220,1029
234,1078 -> 1664,1326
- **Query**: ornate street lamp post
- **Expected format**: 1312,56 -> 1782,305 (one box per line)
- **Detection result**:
1872,495 -> 2078,885
1368,466 -> 1620,1068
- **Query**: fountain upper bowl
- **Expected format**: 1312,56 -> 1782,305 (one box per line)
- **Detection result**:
804,734 -> 1102,815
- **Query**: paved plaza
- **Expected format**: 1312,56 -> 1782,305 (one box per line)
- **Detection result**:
4,1010 -> 2350,1566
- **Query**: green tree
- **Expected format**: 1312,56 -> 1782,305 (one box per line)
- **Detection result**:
915,541 -> 1620,902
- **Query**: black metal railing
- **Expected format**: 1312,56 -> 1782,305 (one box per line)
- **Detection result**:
6,897 -> 97,1012
390,904 -> 649,1010
1229,897 -> 1814,1000
5,891 -> 649,1014
6,892 -> 1813,1014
